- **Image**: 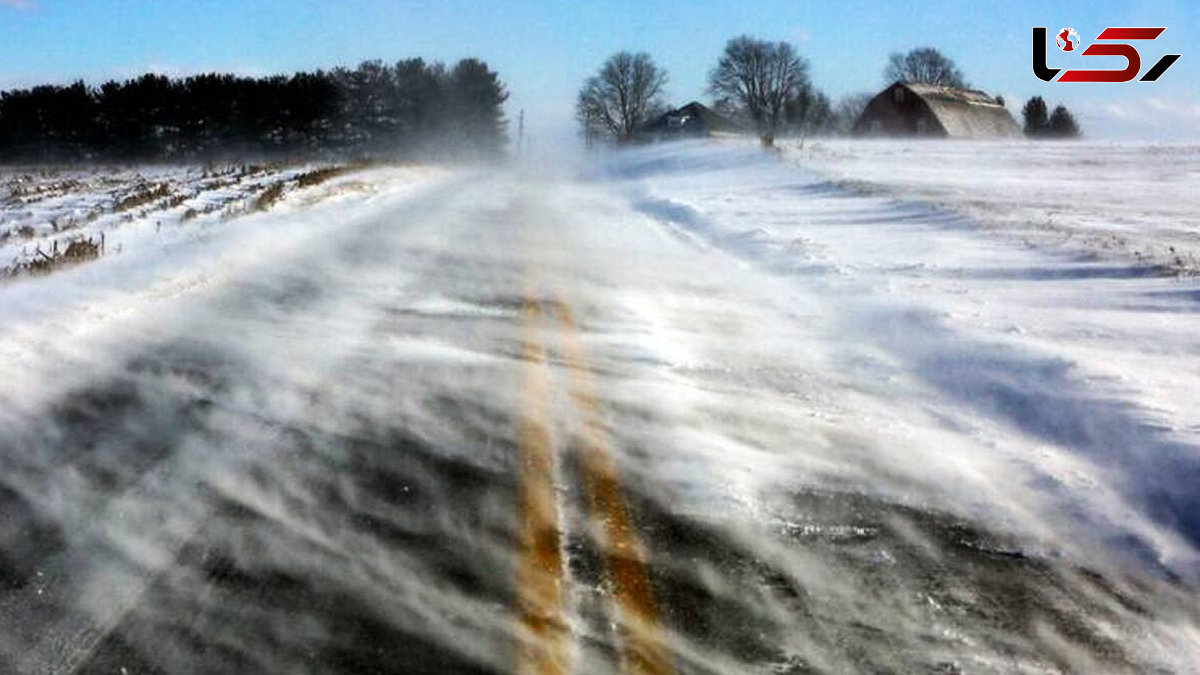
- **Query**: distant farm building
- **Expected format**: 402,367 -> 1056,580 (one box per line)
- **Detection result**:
641,101 -> 744,140
853,82 -> 1020,138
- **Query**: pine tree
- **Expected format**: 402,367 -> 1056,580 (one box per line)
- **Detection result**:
0,58 -> 509,162
1022,96 -> 1049,137
1048,105 -> 1081,138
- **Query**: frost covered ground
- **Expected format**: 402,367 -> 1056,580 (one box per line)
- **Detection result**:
0,142 -> 1198,674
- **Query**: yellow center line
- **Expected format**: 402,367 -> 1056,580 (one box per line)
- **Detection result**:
515,293 -> 570,675
551,298 -> 674,675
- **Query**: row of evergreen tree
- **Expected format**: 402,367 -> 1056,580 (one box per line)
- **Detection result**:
0,59 -> 508,163
1021,96 -> 1080,138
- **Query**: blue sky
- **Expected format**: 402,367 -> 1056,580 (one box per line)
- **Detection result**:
0,0 -> 1196,141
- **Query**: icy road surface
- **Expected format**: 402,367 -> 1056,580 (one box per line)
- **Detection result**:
1,142 -> 1199,673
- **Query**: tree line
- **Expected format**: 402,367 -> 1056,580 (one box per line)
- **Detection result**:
578,39 -> 1082,144
1021,96 -> 1080,138
0,58 -> 508,163
577,38 -> 837,146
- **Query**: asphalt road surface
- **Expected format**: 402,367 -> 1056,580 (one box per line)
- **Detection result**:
1,148 -> 1197,674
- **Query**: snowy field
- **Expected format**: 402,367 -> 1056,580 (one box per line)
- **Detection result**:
785,139 -> 1200,274
618,139 -> 1200,563
0,163 -> 416,280
0,141 -> 1197,673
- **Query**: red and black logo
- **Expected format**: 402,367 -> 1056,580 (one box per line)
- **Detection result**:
1033,27 -> 1181,82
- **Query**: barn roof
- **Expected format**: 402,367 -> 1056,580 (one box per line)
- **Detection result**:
642,101 -> 743,135
899,82 -> 1020,137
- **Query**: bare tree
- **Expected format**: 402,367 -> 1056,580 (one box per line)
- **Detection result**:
833,92 -> 873,135
883,47 -> 967,88
785,89 -> 834,138
576,52 -> 668,143
708,36 -> 810,145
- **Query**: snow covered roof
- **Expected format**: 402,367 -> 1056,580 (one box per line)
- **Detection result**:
854,82 -> 1020,138
642,101 -> 744,136
903,82 -> 1001,106
899,82 -> 1020,138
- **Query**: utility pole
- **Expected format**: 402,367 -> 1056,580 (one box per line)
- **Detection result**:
517,109 -> 525,155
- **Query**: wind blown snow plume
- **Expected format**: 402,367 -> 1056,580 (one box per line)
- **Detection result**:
0,141 -> 1198,673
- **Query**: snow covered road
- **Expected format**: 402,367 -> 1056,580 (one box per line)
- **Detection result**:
1,142 -> 1198,673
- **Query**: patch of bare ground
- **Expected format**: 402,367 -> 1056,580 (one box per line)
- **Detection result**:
1,233 -> 105,280
244,165 -> 360,215
252,182 -> 286,213
114,183 -> 171,213
296,166 -> 354,189
4,177 -> 87,206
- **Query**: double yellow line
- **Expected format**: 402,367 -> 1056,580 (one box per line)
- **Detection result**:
515,291 -> 673,675
516,293 -> 570,675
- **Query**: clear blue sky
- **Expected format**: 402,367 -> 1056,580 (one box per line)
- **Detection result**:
0,0 -> 1196,141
